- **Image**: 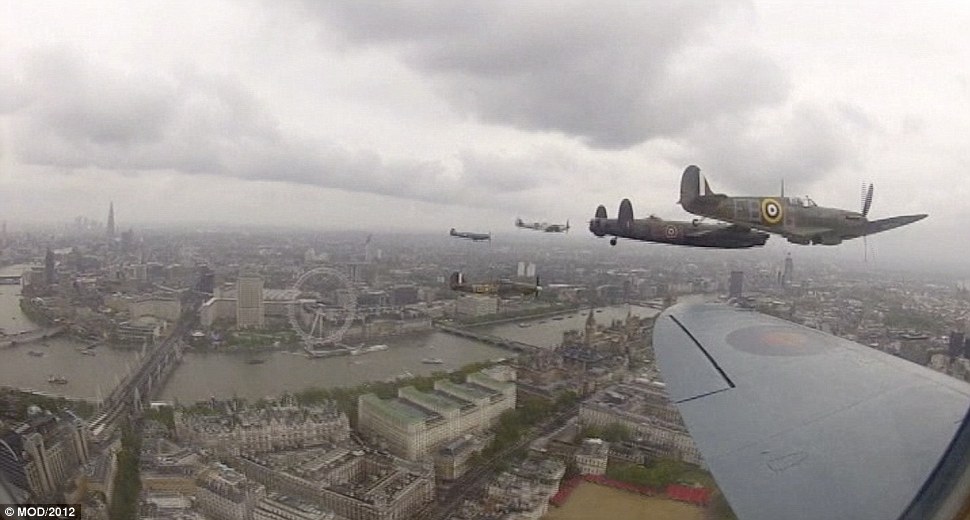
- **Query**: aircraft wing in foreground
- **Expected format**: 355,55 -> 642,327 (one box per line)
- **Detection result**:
653,303 -> 970,520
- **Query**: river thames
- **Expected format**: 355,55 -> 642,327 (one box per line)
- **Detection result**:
0,264 -> 657,403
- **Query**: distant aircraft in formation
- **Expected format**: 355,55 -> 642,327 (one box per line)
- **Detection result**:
449,228 -> 491,242
447,163 -> 927,257
515,218 -> 570,233
678,165 -> 927,245
449,272 -> 540,297
589,199 -> 769,249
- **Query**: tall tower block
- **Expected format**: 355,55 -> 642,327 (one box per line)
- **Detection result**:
106,202 -> 116,239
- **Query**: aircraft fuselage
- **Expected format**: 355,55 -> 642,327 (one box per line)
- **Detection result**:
589,199 -> 769,248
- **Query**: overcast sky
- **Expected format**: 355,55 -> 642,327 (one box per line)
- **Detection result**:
2,1 -> 968,272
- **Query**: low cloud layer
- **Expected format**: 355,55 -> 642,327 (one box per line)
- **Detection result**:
4,47 -> 477,205
303,1 -> 790,148
0,2 -> 909,224
674,102 -> 877,194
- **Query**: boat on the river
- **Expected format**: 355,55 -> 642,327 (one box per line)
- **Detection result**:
350,344 -> 390,356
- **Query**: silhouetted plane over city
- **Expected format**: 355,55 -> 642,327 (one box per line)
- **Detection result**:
515,218 -> 570,233
679,165 -> 927,245
449,272 -> 540,298
449,228 -> 491,242
589,199 -> 769,248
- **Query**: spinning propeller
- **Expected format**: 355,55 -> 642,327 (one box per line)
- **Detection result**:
861,182 -> 874,261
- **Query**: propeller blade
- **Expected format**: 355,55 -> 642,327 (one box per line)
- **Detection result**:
862,183 -> 874,217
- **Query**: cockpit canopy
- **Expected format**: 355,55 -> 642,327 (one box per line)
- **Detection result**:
788,196 -> 817,208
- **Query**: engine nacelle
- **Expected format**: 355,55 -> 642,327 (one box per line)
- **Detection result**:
787,236 -> 811,245
810,234 -> 843,246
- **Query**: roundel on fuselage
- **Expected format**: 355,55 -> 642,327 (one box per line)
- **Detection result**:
761,198 -> 784,225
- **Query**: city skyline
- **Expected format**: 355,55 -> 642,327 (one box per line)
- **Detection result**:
3,207 -> 970,516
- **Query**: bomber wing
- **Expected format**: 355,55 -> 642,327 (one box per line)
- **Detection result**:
683,227 -> 714,238
653,303 -> 970,520
682,223 -> 747,237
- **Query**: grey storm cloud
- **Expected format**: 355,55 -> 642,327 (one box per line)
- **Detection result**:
4,47 -> 490,205
301,1 -> 790,148
677,102 -> 875,194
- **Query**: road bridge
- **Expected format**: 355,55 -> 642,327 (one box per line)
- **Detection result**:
434,324 -> 541,354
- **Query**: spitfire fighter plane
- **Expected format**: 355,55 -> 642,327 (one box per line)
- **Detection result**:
449,228 -> 491,242
449,272 -> 540,297
679,165 -> 927,245
589,199 -> 769,248
515,218 -> 570,233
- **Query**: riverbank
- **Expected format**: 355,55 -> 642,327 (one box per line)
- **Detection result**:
0,387 -> 97,419
0,325 -> 65,348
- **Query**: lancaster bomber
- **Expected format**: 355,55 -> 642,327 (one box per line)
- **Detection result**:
449,272 -> 540,297
515,218 -> 570,233
589,199 -> 769,248
679,165 -> 927,245
449,228 -> 491,242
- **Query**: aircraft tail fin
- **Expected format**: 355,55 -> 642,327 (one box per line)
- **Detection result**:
449,272 -> 464,289
595,205 -> 608,219
618,199 -> 634,231
679,165 -> 702,208
565,219 -> 570,232
449,228 -> 457,236
515,218 -> 523,227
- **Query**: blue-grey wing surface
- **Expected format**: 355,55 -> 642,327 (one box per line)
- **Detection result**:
653,303 -> 970,520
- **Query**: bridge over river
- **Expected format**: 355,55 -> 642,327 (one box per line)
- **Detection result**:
87,299 -> 201,441
434,323 -> 541,354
